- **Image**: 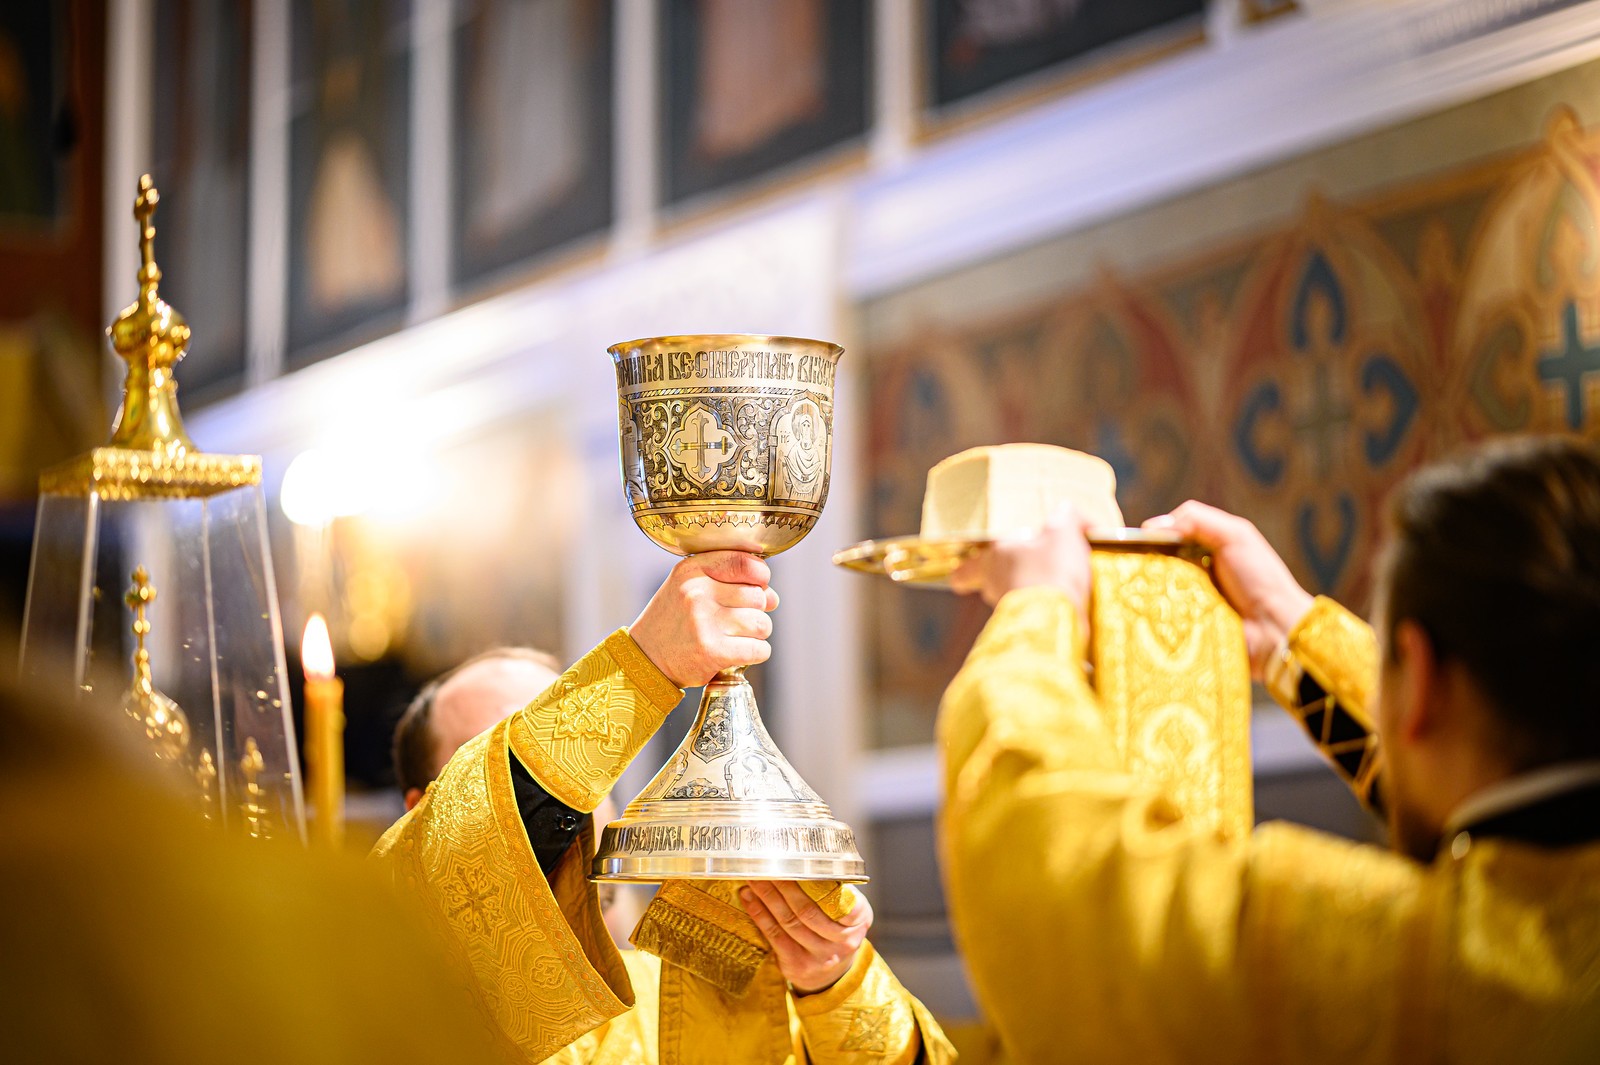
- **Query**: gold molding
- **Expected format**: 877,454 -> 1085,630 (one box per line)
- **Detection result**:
40,446 -> 261,500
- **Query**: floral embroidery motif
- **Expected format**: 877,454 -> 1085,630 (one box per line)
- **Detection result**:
553,678 -> 613,740
444,861 -> 504,937
839,1006 -> 892,1053
531,955 -> 568,990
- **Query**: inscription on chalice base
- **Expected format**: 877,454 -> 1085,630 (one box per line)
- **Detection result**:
614,822 -> 854,854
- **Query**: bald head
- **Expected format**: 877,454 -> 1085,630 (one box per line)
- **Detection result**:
396,649 -> 561,811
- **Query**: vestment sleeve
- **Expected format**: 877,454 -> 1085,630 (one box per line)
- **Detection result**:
372,629 -> 683,1063
793,941 -> 957,1065
636,880 -> 955,1064
939,585 -> 1427,1064
1265,596 -> 1385,808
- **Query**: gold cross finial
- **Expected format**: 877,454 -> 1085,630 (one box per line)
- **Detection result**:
134,174 -> 159,274
105,175 -> 194,454
240,737 -> 273,840
125,566 -> 155,653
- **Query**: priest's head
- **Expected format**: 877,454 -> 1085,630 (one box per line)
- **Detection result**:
393,646 -> 562,811
1371,435 -> 1600,860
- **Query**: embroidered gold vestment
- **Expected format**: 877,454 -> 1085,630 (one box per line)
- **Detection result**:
373,628 -> 951,1065
939,574 -> 1600,1064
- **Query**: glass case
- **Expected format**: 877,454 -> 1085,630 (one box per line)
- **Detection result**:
18,175 -> 304,839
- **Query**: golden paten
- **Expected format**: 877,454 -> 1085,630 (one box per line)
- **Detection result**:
596,333 -> 866,883
832,527 -> 1202,586
39,175 -> 259,500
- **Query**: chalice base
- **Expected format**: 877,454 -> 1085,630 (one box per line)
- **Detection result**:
592,669 -> 867,883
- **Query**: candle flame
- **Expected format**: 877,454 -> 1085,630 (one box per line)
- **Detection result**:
301,613 -> 336,680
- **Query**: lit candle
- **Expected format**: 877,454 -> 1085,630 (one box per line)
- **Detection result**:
301,613 -> 345,846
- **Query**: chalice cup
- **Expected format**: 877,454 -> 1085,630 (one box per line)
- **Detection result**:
593,334 -> 866,882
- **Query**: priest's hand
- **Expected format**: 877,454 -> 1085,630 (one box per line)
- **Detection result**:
1144,500 -> 1313,680
741,881 -> 873,995
630,551 -> 779,688
949,506 -> 1094,618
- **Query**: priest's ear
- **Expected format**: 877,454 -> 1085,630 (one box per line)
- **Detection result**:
1386,619 -> 1441,746
405,786 -> 424,812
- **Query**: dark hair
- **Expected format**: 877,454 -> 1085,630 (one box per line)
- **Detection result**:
393,647 -> 563,795
1381,435 -> 1600,768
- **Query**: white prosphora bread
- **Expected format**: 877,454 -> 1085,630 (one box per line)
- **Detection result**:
919,444 -> 1125,538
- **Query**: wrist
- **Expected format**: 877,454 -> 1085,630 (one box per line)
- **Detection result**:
787,947 -> 859,997
625,618 -> 682,689
789,970 -> 846,997
1265,586 -> 1314,646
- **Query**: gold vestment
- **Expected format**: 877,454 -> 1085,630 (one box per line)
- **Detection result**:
374,628 -> 951,1064
940,579 -> 1600,1064
2,672 -> 513,1065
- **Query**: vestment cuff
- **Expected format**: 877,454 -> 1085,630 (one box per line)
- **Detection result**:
1285,596 -> 1377,729
1283,596 -> 1384,807
793,942 -> 928,1064
632,879 -> 860,996
508,629 -> 685,812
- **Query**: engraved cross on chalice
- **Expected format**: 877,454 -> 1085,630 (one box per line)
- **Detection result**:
669,407 -> 737,485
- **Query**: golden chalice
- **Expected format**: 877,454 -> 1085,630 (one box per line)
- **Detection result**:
593,334 -> 866,882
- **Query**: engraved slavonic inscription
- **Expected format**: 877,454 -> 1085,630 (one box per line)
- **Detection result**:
606,821 -> 859,855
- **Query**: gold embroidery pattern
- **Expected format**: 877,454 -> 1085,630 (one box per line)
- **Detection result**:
372,715 -> 629,1063
510,629 -> 681,812
632,881 -> 772,996
838,1008 -> 891,1053
633,880 -> 861,997
553,678 -> 615,740
793,944 -> 945,1065
1090,551 -> 1253,839
607,627 -> 685,708
444,862 -> 505,938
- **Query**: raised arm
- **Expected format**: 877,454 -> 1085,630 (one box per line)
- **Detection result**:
373,552 -> 776,1062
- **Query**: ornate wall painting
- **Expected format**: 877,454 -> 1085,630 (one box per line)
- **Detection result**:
452,0 -> 613,289
286,0 -> 411,363
150,0 -> 253,400
660,0 -> 871,206
922,0 -> 1205,126
861,58 -> 1600,748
